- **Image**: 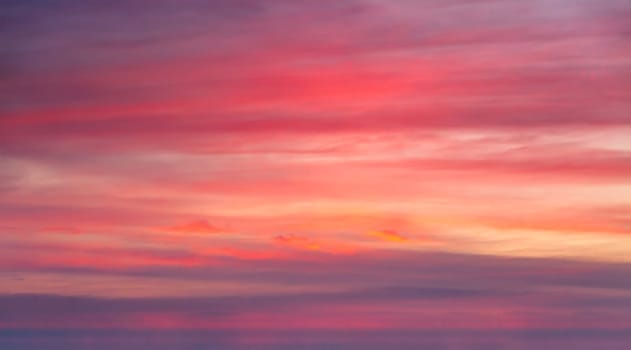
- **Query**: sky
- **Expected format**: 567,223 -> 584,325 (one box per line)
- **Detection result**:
1,0 -> 631,349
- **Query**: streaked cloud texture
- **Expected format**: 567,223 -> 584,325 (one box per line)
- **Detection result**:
1,0 -> 630,348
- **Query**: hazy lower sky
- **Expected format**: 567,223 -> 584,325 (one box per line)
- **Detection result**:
1,0 -> 631,349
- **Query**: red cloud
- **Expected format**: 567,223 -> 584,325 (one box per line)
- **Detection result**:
274,234 -> 321,251
166,220 -> 224,234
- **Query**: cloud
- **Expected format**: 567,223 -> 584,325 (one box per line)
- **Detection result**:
2,0 -> 631,347
273,234 -> 321,251
386,150 -> 631,180
368,230 -> 408,242
6,249 -> 631,296
2,329 -> 631,350
273,234 -> 356,254
2,0 -> 631,157
2,250 -> 631,350
165,220 -> 225,234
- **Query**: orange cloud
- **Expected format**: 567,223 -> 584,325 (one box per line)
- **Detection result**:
368,230 -> 408,243
273,234 -> 356,254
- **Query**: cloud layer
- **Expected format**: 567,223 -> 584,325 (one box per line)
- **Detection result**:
2,0 -> 631,349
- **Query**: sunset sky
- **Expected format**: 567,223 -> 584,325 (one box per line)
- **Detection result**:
1,0 -> 631,349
